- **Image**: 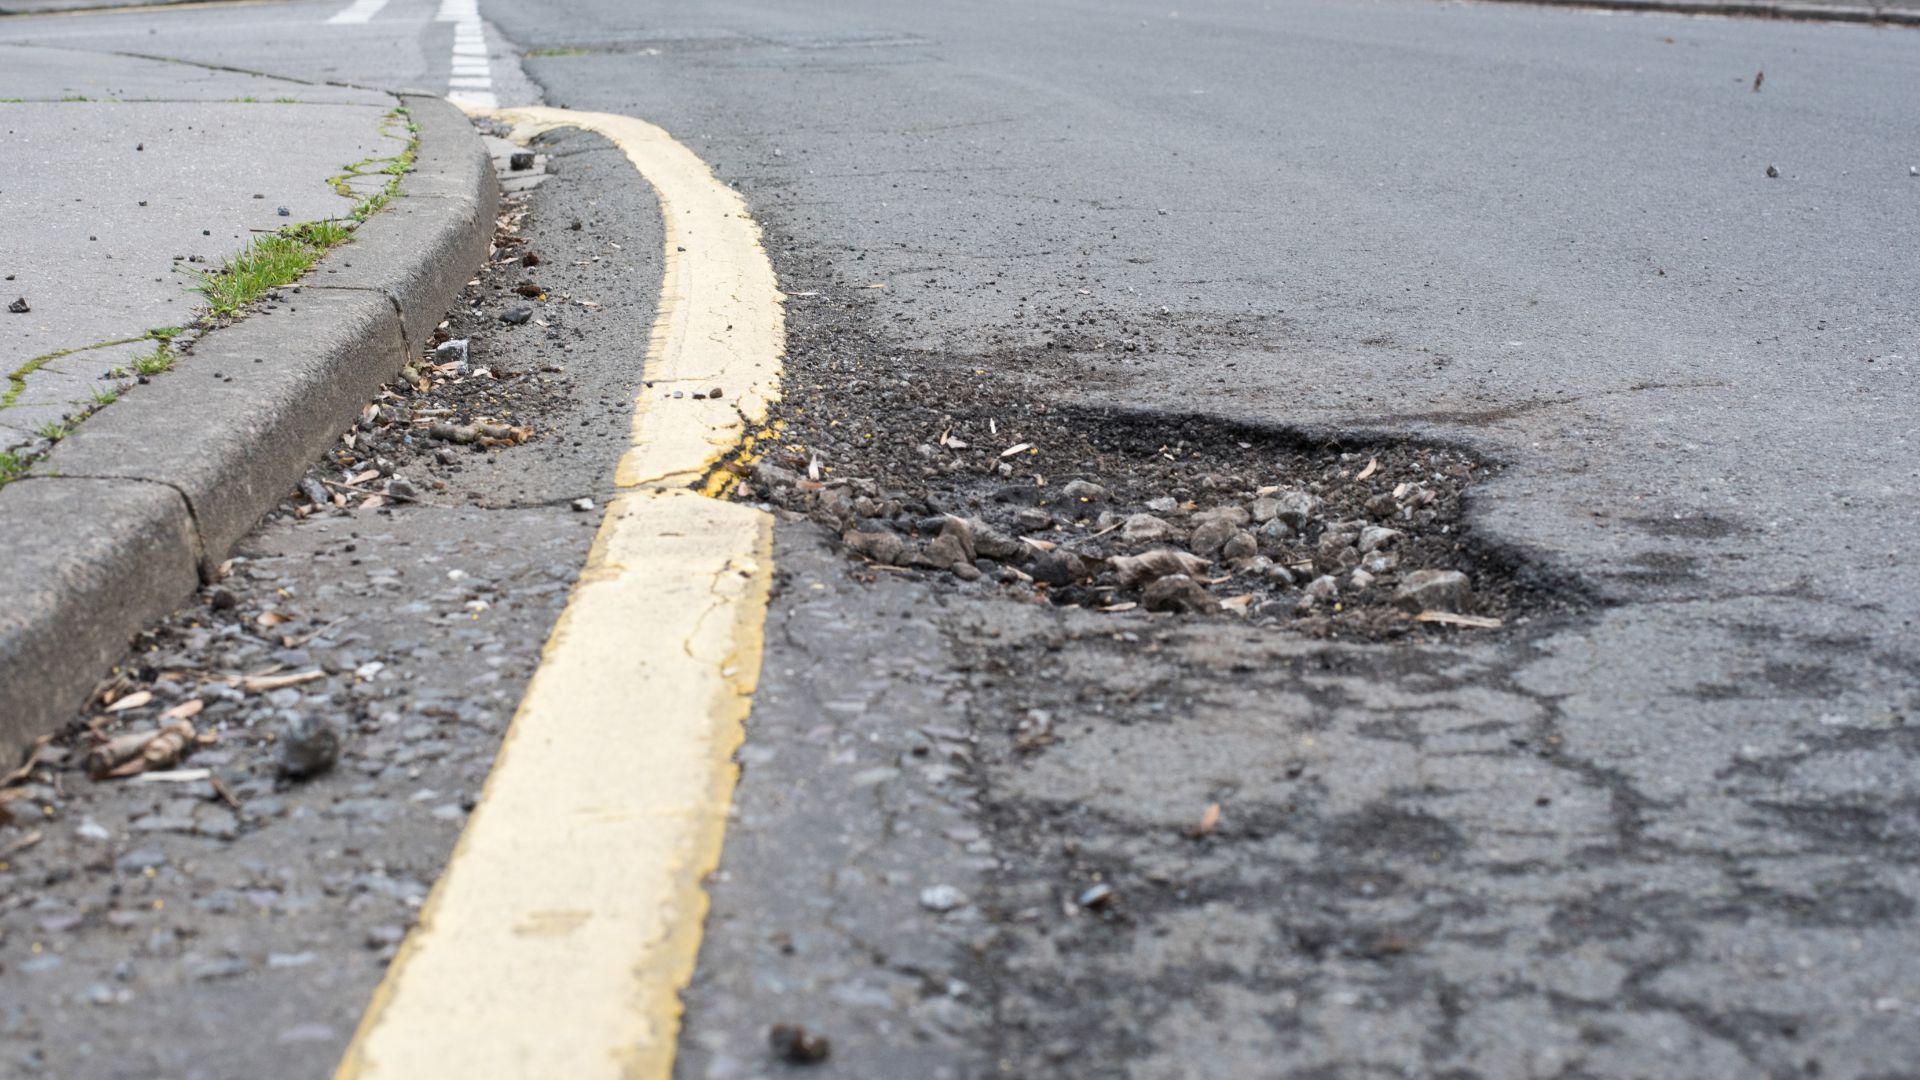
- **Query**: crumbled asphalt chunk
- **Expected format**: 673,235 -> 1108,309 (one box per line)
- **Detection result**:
276,714 -> 340,779
7,296 -> 28,313
768,1023 -> 832,1065
500,304 -> 533,325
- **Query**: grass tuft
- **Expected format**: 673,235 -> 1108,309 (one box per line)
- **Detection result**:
0,450 -> 25,487
131,345 -> 175,376
194,226 -> 342,316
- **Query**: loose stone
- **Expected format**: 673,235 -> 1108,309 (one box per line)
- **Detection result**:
1141,574 -> 1221,614
1188,518 -> 1238,556
1122,513 -> 1176,543
1395,569 -> 1471,612
843,529 -> 906,566
1220,531 -> 1259,562
277,714 -> 341,780
1059,479 -> 1107,503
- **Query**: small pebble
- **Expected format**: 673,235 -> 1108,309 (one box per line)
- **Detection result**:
919,884 -> 967,912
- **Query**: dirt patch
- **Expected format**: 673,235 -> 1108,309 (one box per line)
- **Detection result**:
726,253 -> 1569,641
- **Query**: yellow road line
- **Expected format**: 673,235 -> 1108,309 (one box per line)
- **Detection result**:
334,107 -> 783,1080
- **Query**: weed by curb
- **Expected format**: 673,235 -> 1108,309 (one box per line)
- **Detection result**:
0,107 -> 420,487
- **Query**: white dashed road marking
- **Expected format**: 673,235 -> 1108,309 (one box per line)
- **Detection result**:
436,0 -> 495,110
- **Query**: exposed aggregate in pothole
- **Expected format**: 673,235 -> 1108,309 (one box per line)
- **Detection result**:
725,264 -> 1564,641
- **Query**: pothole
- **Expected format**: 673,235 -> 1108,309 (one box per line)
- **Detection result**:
723,265 -> 1574,641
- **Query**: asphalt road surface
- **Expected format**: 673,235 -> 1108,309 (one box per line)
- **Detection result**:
4,0 -> 1919,1076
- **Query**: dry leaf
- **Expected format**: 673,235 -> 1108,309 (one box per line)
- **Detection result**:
1098,602 -> 1138,613
105,691 -> 152,714
237,670 -> 326,693
256,611 -> 291,628
161,699 -> 205,721
1219,595 -> 1254,613
1108,549 -> 1209,587
87,721 -> 204,779
1356,457 -> 1379,482
1,829 -> 43,858
999,442 -> 1033,458
1416,611 -> 1503,629
2,736 -> 54,787
1019,536 -> 1057,552
1193,802 -> 1222,837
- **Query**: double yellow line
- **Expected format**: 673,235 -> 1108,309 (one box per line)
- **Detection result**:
335,108 -> 784,1080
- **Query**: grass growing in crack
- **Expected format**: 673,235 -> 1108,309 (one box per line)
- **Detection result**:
131,345 -> 175,376
189,109 -> 416,315
35,420 -> 71,441
0,110 -> 421,474
193,221 -> 350,316
329,107 -> 419,224
4,334 -> 150,408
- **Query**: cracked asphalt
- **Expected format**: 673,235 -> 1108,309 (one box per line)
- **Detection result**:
488,0 -> 1916,1075
0,0 -> 1915,1075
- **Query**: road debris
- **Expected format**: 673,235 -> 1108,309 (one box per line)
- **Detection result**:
724,290 -> 1529,638
769,1023 -> 832,1065
277,714 -> 341,779
84,720 -> 210,779
919,884 -> 968,912
1192,802 -> 1222,838
1076,882 -> 1116,909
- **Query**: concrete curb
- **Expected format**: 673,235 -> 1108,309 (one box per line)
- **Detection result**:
0,94 -> 497,761
1475,0 -> 1920,26
0,0 -> 278,17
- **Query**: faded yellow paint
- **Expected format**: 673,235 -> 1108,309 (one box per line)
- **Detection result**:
333,107 -> 783,1080
492,107 -> 784,491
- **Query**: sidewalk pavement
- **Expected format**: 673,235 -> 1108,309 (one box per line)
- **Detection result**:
0,45 -> 407,462
0,0 -> 273,14
0,42 -> 495,757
